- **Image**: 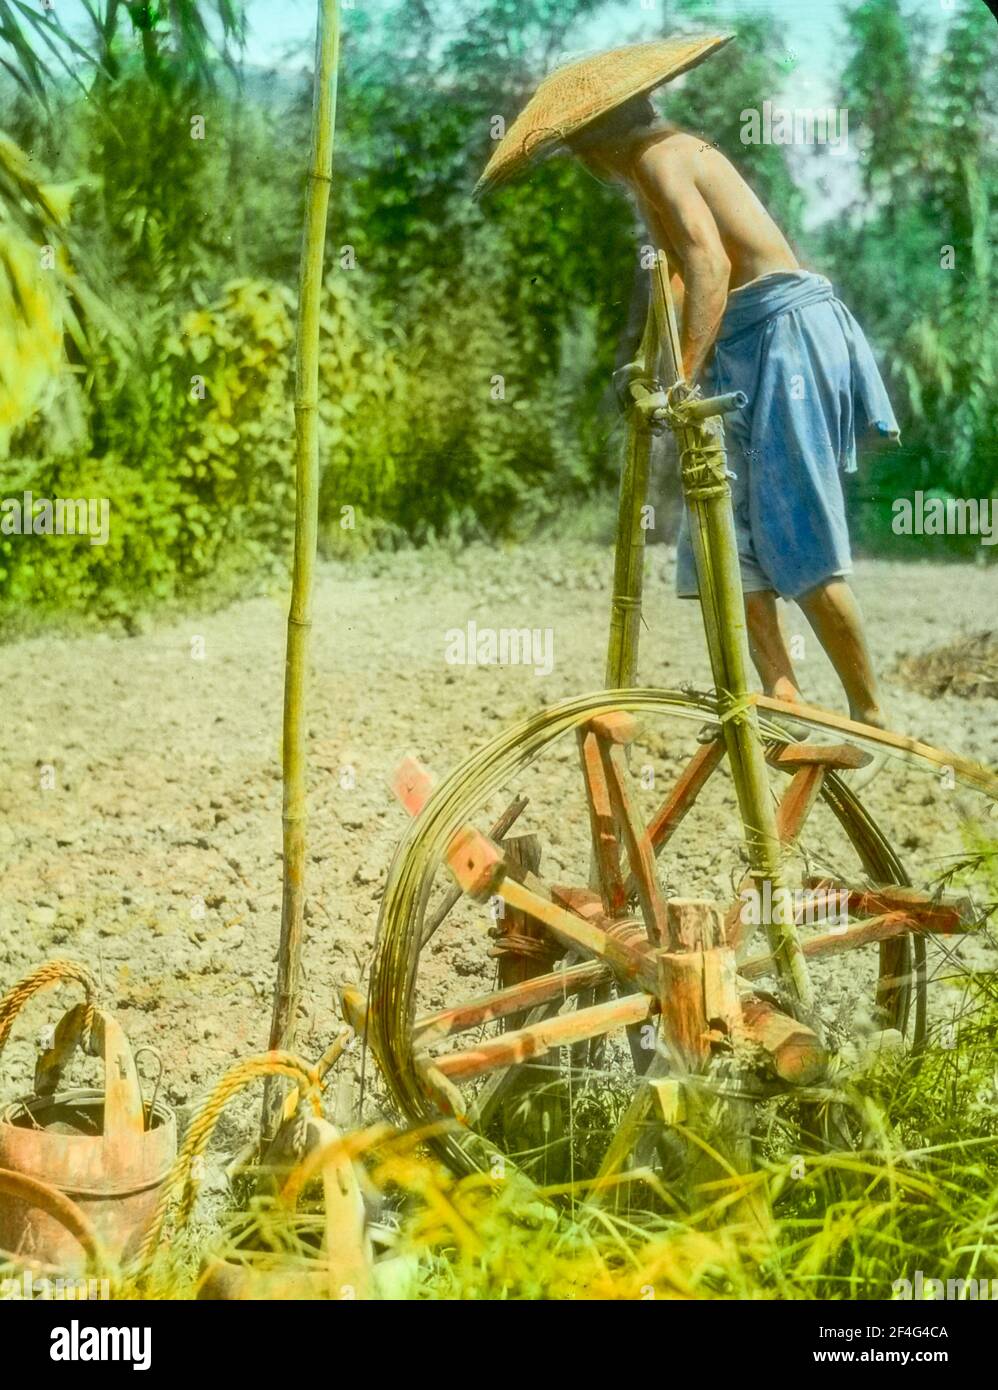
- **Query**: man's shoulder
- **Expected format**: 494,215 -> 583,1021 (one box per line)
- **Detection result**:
632,128 -> 708,175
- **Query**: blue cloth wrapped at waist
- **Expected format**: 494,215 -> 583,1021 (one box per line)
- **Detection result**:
675,269 -> 900,601
717,269 -> 836,344
708,269 -> 899,475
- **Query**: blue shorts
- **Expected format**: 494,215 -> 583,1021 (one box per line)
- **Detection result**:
675,270 -> 898,601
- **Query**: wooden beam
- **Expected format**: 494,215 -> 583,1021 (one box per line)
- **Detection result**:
589,711 -> 640,745
775,765 -> 826,848
657,901 -> 738,1073
430,993 -> 654,1082
769,742 -> 871,770
447,825 -> 506,901
493,834 -> 546,1031
500,875 -> 659,992
751,693 -> 998,799
340,984 -> 368,1034
804,878 -> 976,934
634,739 -> 727,886
420,795 -> 528,946
725,751 -> 836,948
740,911 -> 920,978
599,740 -> 670,942
666,898 -> 724,951
577,726 -> 627,915
392,755 -> 435,818
414,960 -> 610,1045
738,998 -> 827,1085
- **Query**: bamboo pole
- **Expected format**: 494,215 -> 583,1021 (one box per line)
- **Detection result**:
646,252 -> 815,1019
263,0 -> 340,1141
604,307 -> 660,688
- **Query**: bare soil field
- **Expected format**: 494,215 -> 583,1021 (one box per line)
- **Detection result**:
2,541 -> 996,1150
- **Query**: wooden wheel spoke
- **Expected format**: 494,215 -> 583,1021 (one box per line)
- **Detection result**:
802,878 -> 976,934
420,795 -> 528,947
426,992 -> 655,1084
770,744 -> 871,850
591,716 -> 670,943
500,873 -> 659,992
634,737 -> 727,877
577,723 -> 627,914
414,960 -> 611,1046
741,911 -> 929,978
724,743 -> 877,949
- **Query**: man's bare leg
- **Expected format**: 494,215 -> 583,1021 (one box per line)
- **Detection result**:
744,590 -> 802,703
796,578 -> 886,728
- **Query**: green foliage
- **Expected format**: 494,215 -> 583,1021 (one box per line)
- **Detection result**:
823,0 -> 998,554
0,0 -> 993,628
0,277 -> 296,627
0,452 -> 185,621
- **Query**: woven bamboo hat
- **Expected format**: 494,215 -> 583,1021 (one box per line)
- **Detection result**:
474,34 -> 733,199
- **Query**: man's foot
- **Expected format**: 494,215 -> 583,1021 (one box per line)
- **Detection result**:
764,711 -> 811,743
844,709 -> 890,792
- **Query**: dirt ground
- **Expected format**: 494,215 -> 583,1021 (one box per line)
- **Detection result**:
2,540 -> 996,1151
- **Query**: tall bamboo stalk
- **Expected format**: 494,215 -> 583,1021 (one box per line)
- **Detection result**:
263,0 -> 340,1141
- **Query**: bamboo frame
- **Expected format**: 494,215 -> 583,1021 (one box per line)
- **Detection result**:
264,0 -> 341,1139
604,303 -> 660,687
607,251 -> 815,1018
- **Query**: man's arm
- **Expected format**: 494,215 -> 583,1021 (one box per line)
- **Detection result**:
632,147 -> 729,383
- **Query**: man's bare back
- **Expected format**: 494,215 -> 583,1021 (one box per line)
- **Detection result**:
633,131 -> 798,288
582,127 -> 799,380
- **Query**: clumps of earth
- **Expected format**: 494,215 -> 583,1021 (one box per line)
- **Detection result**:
894,630 -> 998,700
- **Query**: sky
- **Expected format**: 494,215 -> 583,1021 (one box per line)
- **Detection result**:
228,0 -> 951,225
40,0 -> 950,107
35,0 -> 956,226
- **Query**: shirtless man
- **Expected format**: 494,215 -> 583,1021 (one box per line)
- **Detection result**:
566,95 -> 899,738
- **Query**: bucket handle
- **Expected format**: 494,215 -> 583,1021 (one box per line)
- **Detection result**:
0,959 -> 100,1063
0,1167 -> 103,1274
135,1051 -> 323,1274
33,1003 -> 145,1141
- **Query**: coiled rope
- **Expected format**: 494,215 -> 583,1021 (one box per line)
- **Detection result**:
0,959 -> 100,1061
136,1050 -> 321,1270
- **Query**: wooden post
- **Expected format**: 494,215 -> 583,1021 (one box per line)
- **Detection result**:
492,835 -> 565,1175
495,835 -> 545,1027
657,900 -> 768,1230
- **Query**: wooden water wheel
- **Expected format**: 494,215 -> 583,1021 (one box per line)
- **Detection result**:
347,690 -> 987,1197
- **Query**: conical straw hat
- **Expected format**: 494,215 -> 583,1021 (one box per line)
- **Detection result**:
474,34 -> 734,199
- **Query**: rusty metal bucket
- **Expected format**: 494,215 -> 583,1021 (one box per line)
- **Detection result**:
197,1115 -> 371,1300
0,1000 -> 176,1273
0,1167 -> 102,1279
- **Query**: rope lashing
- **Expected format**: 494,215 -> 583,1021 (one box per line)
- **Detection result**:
488,930 -> 562,964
